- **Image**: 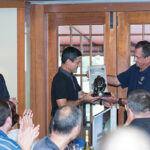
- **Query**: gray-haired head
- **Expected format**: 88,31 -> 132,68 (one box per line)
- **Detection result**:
52,105 -> 82,134
127,89 -> 150,114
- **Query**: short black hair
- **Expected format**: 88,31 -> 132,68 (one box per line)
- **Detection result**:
0,100 -> 11,127
52,105 -> 82,134
135,40 -> 150,58
127,89 -> 150,114
61,46 -> 82,64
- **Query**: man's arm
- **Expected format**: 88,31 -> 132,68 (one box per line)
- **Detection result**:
101,96 -> 127,105
107,75 -> 121,87
56,91 -> 100,108
56,98 -> 80,107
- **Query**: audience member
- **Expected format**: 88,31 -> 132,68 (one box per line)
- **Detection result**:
125,89 -> 150,135
7,100 -> 19,127
0,73 -> 10,100
33,105 -> 82,150
100,127 -> 150,150
0,100 -> 39,150
0,73 -> 17,105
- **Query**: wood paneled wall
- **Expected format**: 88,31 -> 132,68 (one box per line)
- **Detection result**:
30,5 -> 48,138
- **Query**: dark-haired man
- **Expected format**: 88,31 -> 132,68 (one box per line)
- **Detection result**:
51,46 -> 100,117
0,100 -> 21,150
0,100 -> 39,150
101,41 -> 150,105
33,105 -> 82,150
125,89 -> 150,135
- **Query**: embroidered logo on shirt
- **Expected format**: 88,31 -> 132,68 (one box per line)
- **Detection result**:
138,76 -> 145,85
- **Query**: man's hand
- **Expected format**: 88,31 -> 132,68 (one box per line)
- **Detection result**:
18,125 -> 40,150
102,101 -> 113,108
19,109 -> 33,130
101,94 -> 118,104
81,92 -> 100,103
18,109 -> 40,150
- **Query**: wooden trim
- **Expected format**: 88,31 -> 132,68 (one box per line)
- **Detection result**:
44,13 -> 49,135
105,12 -> 117,96
17,8 -> 25,116
30,5 -> 47,138
0,2 -> 25,8
47,14 -> 58,134
49,12 -> 105,25
44,3 -> 150,13
127,12 -> 150,24
117,12 -> 130,125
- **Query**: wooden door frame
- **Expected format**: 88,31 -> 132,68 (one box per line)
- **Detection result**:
0,2 -> 25,116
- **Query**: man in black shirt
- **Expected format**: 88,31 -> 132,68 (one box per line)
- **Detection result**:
51,47 -> 100,117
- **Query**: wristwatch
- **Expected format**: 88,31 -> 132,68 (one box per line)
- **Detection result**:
118,98 -> 122,105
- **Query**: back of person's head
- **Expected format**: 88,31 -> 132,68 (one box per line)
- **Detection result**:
135,40 -> 150,57
100,127 -> 150,150
127,89 -> 150,114
0,100 -> 11,127
62,46 -> 82,64
52,105 -> 82,135
6,101 -> 19,126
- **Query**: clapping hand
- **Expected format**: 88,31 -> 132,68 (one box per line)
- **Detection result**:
18,109 -> 40,150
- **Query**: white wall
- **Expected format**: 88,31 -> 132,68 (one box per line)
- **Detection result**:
0,8 -> 17,98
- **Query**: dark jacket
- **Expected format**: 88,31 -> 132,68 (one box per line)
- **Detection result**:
0,74 -> 10,100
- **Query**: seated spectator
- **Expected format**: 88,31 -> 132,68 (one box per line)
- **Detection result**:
33,105 -> 82,150
124,89 -> 150,135
0,73 -> 10,100
0,100 -> 39,150
0,73 -> 17,105
7,100 -> 19,127
100,127 -> 150,150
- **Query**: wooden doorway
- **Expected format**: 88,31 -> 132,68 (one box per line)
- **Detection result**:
117,12 -> 150,124
47,11 -> 118,140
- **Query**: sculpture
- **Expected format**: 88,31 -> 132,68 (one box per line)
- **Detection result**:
93,75 -> 111,97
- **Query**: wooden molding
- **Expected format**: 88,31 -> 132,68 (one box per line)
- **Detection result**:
0,2 -> 25,8
30,5 -> 47,138
17,8 -> 25,116
44,2 -> 150,13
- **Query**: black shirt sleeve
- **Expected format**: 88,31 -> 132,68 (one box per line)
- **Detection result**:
0,74 -> 10,100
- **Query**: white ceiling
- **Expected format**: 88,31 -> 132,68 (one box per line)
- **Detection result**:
29,0 -> 150,5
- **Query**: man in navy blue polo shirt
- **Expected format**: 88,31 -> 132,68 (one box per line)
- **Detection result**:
51,46 -> 100,117
101,40 -> 150,105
